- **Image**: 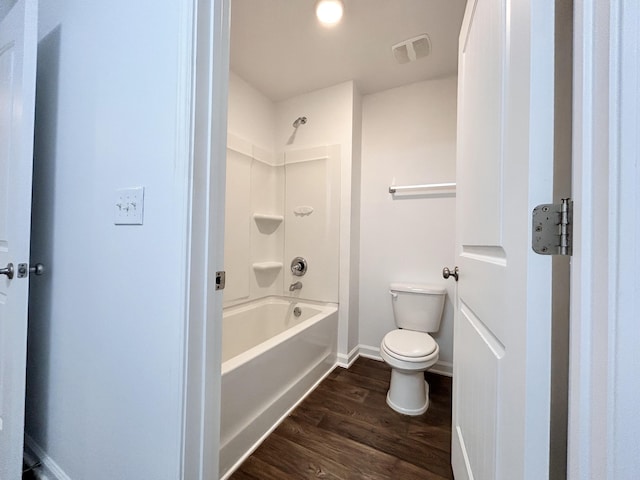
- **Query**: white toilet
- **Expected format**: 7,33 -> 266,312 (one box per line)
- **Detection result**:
380,283 -> 446,415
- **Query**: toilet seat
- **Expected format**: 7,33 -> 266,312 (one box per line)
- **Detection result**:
382,330 -> 437,362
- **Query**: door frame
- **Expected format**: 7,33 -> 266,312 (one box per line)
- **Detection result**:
180,0 -> 230,478
179,0 -> 640,478
569,0 -> 640,478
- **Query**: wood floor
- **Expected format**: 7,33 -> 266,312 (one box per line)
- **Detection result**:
230,357 -> 453,480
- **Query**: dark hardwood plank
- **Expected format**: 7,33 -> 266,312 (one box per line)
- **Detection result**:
231,357 -> 454,480
314,377 -> 370,404
345,358 -> 391,382
250,433 -> 350,480
317,409 -> 453,478
274,416 -> 399,479
289,400 -> 326,427
304,377 -> 412,434
230,453 -> 305,480
407,421 -> 453,453
330,367 -> 390,394
393,458 -> 452,480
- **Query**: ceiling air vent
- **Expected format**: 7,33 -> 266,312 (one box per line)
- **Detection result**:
391,34 -> 431,64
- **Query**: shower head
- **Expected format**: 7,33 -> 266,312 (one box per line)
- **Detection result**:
292,116 -> 307,128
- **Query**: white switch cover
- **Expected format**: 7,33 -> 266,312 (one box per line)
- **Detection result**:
114,187 -> 144,225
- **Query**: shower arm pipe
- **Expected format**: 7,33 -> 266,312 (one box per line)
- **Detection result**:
292,116 -> 307,128
388,182 -> 456,194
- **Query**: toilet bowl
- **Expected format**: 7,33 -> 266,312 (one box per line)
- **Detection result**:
381,283 -> 445,415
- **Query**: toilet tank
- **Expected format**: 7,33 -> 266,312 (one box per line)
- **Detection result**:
390,283 -> 446,332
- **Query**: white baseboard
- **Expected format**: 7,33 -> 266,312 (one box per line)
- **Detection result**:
429,361 -> 453,377
358,344 -> 383,361
337,345 -> 360,368
356,344 -> 453,377
24,435 -> 71,480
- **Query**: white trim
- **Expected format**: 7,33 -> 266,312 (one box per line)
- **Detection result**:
608,3 -> 640,477
568,1 -> 640,478
429,361 -> 453,378
568,0 -> 597,476
175,0 -> 197,476
569,0 -> 607,477
337,345 -> 360,368
358,344 -> 383,362
181,0 -> 230,479
23,435 -> 70,480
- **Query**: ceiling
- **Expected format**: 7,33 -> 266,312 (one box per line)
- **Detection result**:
229,0 -> 467,102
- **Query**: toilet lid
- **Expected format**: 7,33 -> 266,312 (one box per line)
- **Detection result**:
383,330 -> 437,358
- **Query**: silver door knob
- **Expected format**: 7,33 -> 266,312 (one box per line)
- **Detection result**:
442,266 -> 459,282
30,263 -> 44,276
0,263 -> 14,279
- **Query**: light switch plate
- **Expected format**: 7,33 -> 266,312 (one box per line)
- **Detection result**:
114,187 -> 144,225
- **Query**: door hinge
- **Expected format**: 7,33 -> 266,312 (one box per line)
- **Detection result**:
215,271 -> 226,290
532,198 -> 573,256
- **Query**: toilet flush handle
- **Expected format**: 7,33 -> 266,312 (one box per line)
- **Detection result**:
389,291 -> 398,299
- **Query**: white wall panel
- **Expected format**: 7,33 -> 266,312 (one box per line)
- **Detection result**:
249,158 -> 284,299
25,2 -> 190,478
224,150 -> 252,302
358,77 -> 457,369
283,146 -> 340,303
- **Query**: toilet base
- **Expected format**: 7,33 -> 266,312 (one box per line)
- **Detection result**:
386,368 -> 430,416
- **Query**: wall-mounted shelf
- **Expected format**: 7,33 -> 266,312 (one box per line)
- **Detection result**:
253,213 -> 283,234
252,262 -> 283,272
253,213 -> 284,224
389,182 -> 456,195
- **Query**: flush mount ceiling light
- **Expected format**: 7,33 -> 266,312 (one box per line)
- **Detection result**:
315,0 -> 344,26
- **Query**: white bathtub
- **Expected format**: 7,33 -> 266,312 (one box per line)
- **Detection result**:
219,296 -> 338,478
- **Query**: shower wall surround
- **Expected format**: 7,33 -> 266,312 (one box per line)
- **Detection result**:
224,136 -> 284,303
227,71 -> 362,359
283,145 -> 340,303
223,136 -> 340,306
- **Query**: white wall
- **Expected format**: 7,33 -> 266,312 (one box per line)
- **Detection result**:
0,0 -> 18,21
25,2 -> 190,478
223,147 -> 253,301
227,71 -> 275,153
358,77 -> 457,373
275,81 -> 361,363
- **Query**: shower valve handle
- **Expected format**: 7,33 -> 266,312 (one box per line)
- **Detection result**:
291,257 -> 308,276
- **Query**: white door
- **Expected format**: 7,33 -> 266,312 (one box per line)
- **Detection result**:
452,0 -> 555,478
0,0 -> 37,478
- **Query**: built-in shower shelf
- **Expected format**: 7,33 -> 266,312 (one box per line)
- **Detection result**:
253,214 -> 284,226
252,262 -> 283,272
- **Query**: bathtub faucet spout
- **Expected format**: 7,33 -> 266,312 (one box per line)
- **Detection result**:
289,281 -> 303,291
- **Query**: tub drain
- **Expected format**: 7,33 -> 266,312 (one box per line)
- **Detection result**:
293,307 -> 302,317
